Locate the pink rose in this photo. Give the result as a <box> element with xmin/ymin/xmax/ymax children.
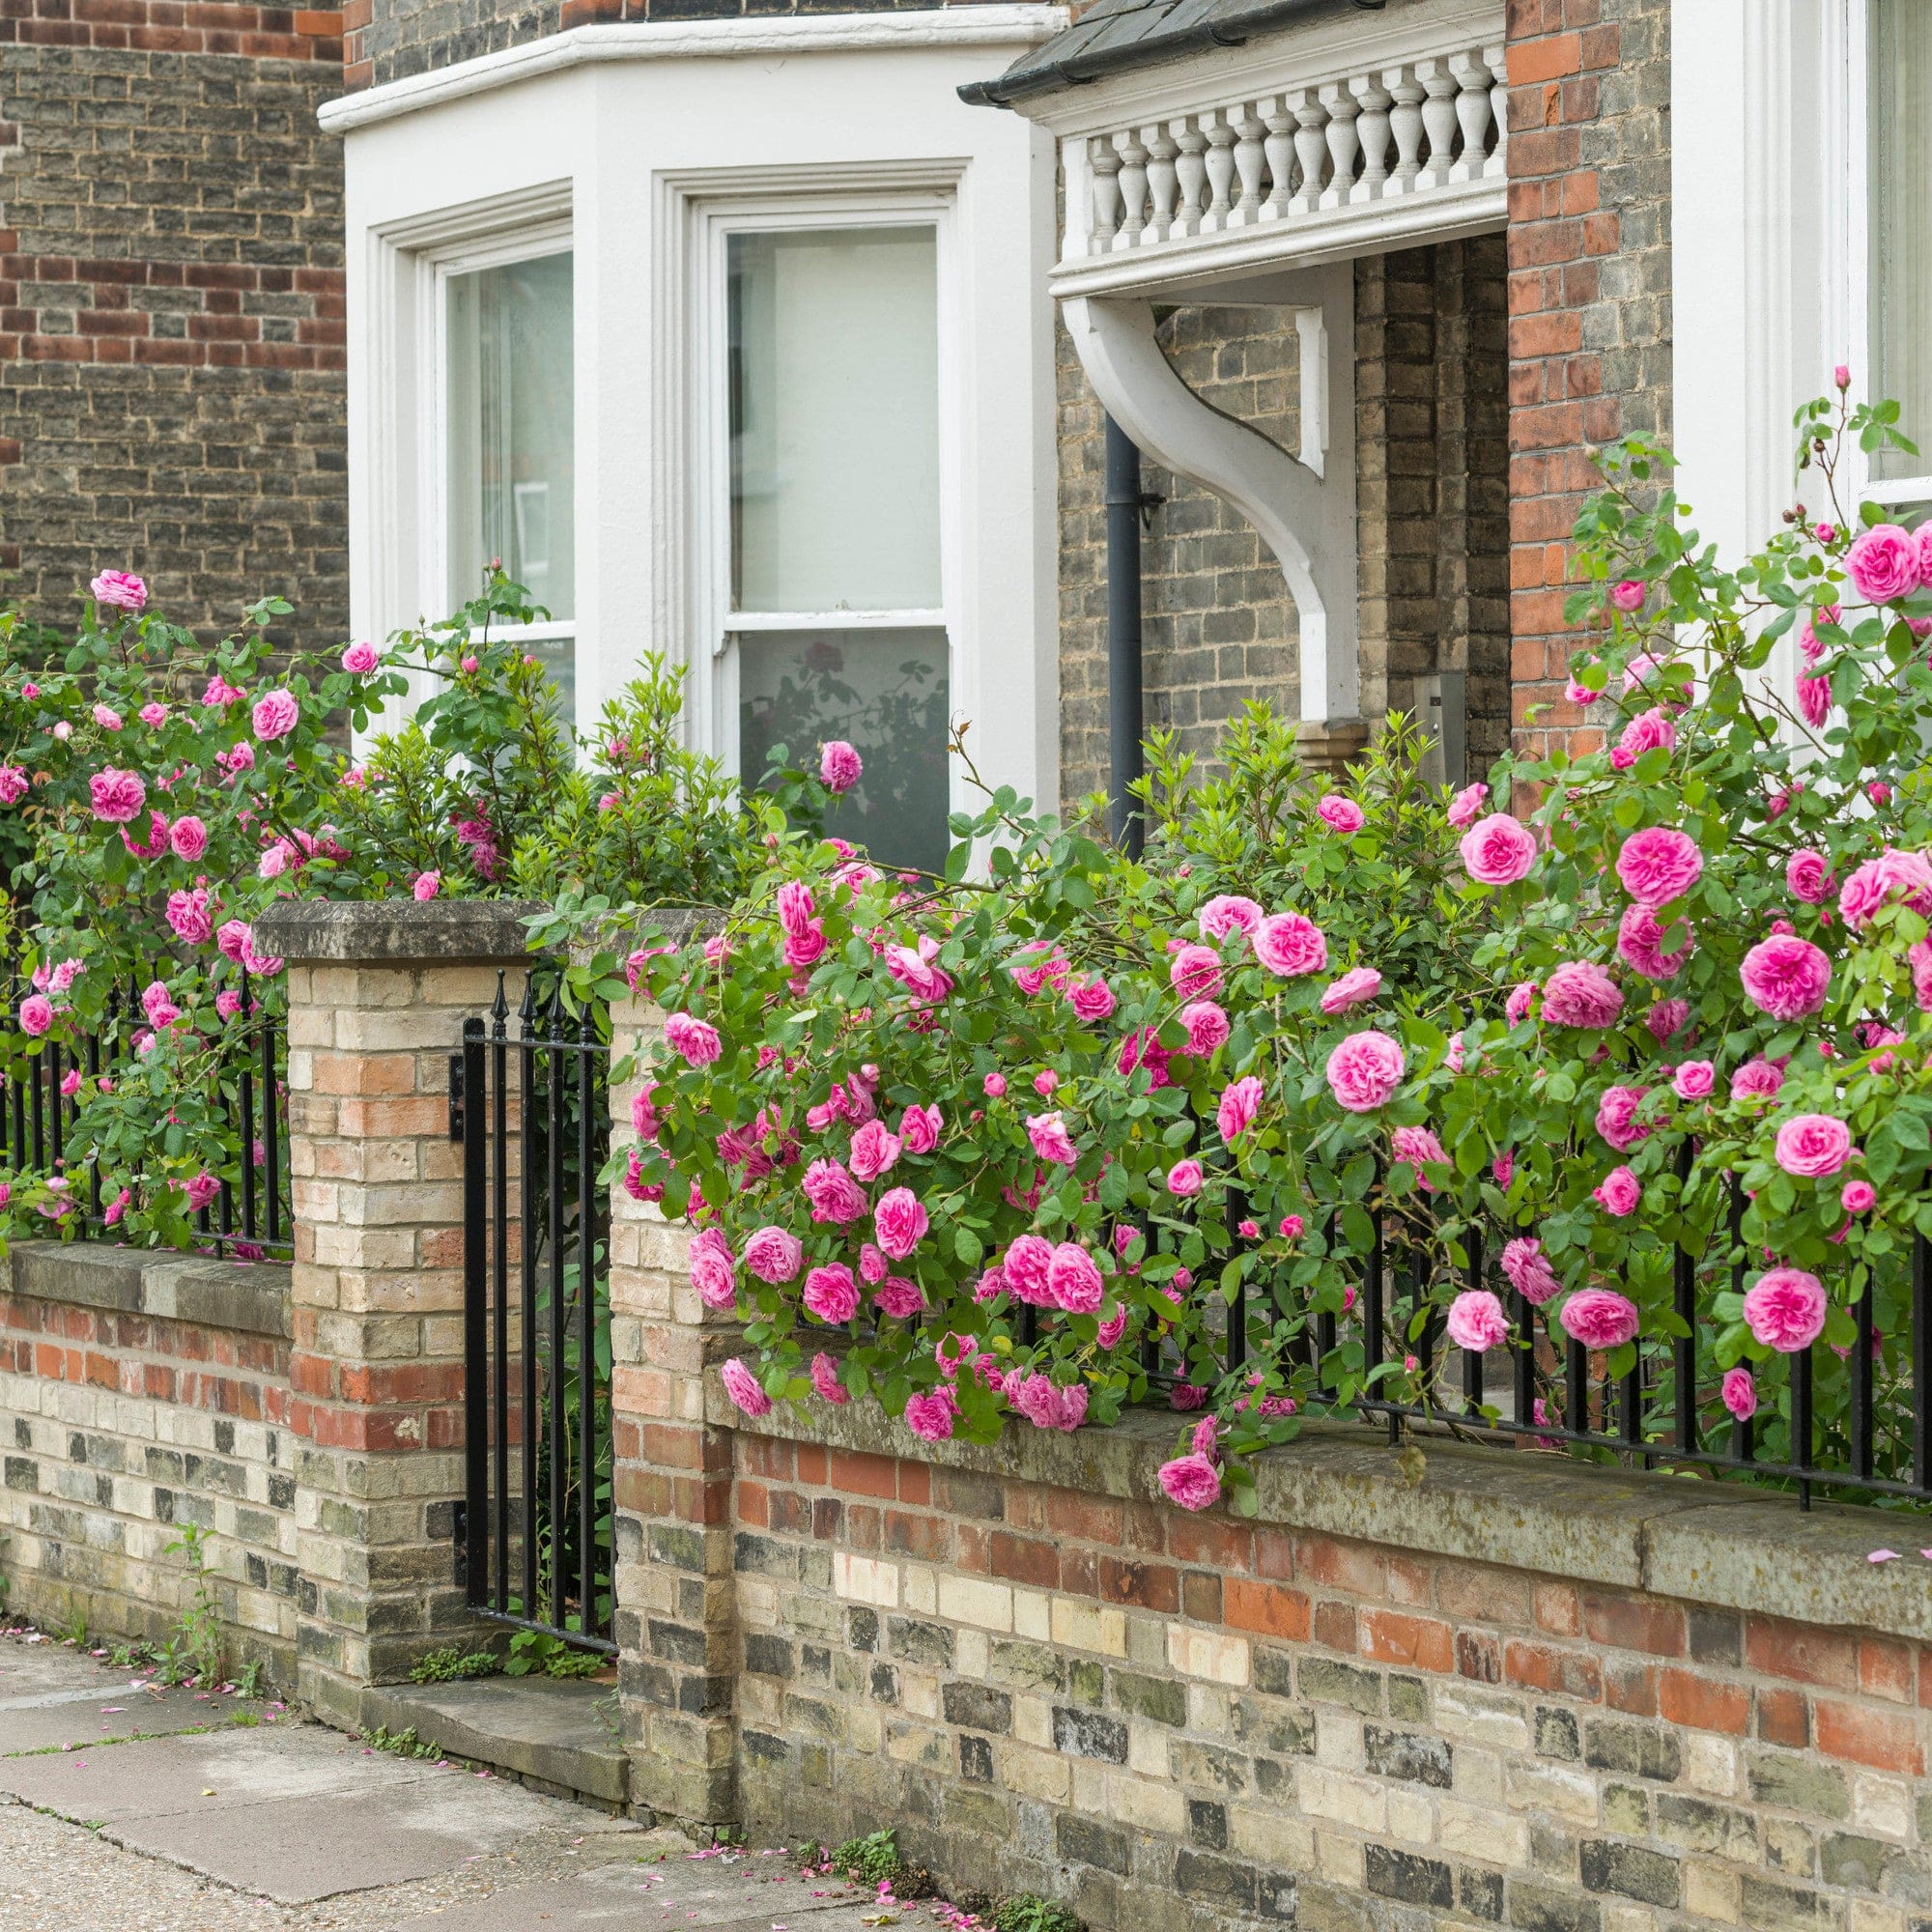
<box><xmin>1617</xmin><ymin>904</ymin><xmax>1692</xmax><ymax>981</ymax></box>
<box><xmin>0</xmin><ymin>766</ymin><xmax>26</xmax><ymax>805</ymax></box>
<box><xmin>1742</xmin><ymin>1267</ymin><xmax>1828</xmax><ymax>1352</ymax></box>
<box><xmin>1618</xmin><ymin>707</ymin><xmax>1677</xmax><ymax>757</ymax></box>
<box><xmin>342</xmin><ymin>640</ymin><xmax>380</xmax><ymax>674</ymax></box>
<box><xmin>1593</xmin><ymin>1165</ymin><xmax>1641</xmax><ymax>1215</ymax></box>
<box><xmin>819</xmin><ymin>740</ymin><xmax>863</xmax><ymax>794</ymax></box>
<box><xmin>185</xmin><ymin>1171</ymin><xmax>220</xmax><ymax>1210</ymax></box>
<box><xmin>1671</xmin><ymin>1060</ymin><xmax>1715</xmax><ymax>1100</ymax></box>
<box><xmin>873</xmin><ymin>1186</ymin><xmax>928</xmax><ymax>1260</ymax></box>
<box><xmin>802</xmin><ymin>1159</ymin><xmax>867</xmax><ymax>1225</ymax></box>
<box><xmin>803</xmin><ymin>1264</ymin><xmax>861</xmax><ymax>1324</ymax></box>
<box><xmin>1166</xmin><ymin>1158</ymin><xmax>1204</xmax><ymax>1197</ymax></box>
<box><xmin>1026</xmin><ymin>1111</ymin><xmax>1079</xmax><ymax>1166</ymax></box>
<box><xmin>1157</xmin><ymin>1453</ymin><xmax>1222</xmax><ymax>1512</ymax></box>
<box><xmin>1492</xmin><ymin>1151</ymin><xmax>1514</xmax><ymax>1188</ymax></box>
<box><xmin>1841</xmin><ymin>1179</ymin><xmax>1877</xmax><ymax>1213</ymax></box>
<box><xmin>848</xmin><ymin>1120</ymin><xmax>902</xmax><ymax>1182</ymax></box>
<box><xmin>1845</xmin><ymin>523</ymin><xmax>1919</xmax><ymax>604</ymax></box>
<box><xmin>1181</xmin><ymin>1000</ymin><xmax>1230</xmax><ymax>1056</ymax></box>
<box><xmin>1615</xmin><ymin>827</ymin><xmax>1702</xmax><ymax>906</ymax></box>
<box><xmin>1543</xmin><ymin>961</ymin><xmax>1624</xmax><ymax>1028</ymax></box>
<box><xmin>1048</xmin><ymin>1241</ymin><xmax>1104</xmax><ymax>1314</ymax></box>
<box><xmin>1796</xmin><ymin>671</ymin><xmax>1832</xmax><ymax>729</ymax></box>
<box><xmin>982</xmin><ymin>1071</ymin><xmax>1008</xmax><ymax>1098</ymax></box>
<box><xmin>776</xmin><ymin>879</ymin><xmax>815</xmax><ymax>936</ymax></box>
<box><xmin>1785</xmin><ymin>850</ymin><xmax>1833</xmax><ymax>904</ymax></box>
<box><xmin>1169</xmin><ymin>944</ymin><xmax>1224</xmax><ymax>1000</ymax></box>
<box><xmin>412</xmin><ymin>870</ymin><xmax>441</xmax><ymax>901</ymax></box>
<box><xmin>898</xmin><ymin>1104</ymin><xmax>942</xmax><ymax>1154</ymax></box>
<box><xmin>1198</xmin><ymin>895</ymin><xmax>1264</xmax><ymax>942</ymax></box>
<box><xmin>743</xmin><ymin>1226</ymin><xmax>804</xmax><ymax>1285</ymax></box>
<box><xmin>1253</xmin><ymin>912</ymin><xmax>1328</xmax><ymax>978</ymax></box>
<box><xmin>1003</xmin><ymin>1236</ymin><xmax>1055</xmax><ymax>1307</ymax></box>
<box><xmin>1390</xmin><ymin>1125</ymin><xmax>1448</xmax><ymax>1186</ymax></box>
<box><xmin>1118</xmin><ymin>1028</ymin><xmax>1170</xmax><ymax>1090</ymax></box>
<box><xmin>720</xmin><ymin>1358</ymin><xmax>773</xmax><ymax>1418</ymax></box>
<box><xmin>1216</xmin><ymin>1075</ymin><xmax>1264</xmax><ymax>1142</ymax></box>
<box><xmin>1595</xmin><ymin>1087</ymin><xmax>1652</xmax><ymax>1153</ymax></box>
<box><xmin>17</xmin><ymin>994</ymin><xmax>52</xmax><ymax>1037</ymax></box>
<box><xmin>1447</xmin><ymin>783</ymin><xmax>1488</xmax><ymax>829</ymax></box>
<box><xmin>88</xmin><ymin>767</ymin><xmax>146</xmax><ymax>823</ymax></box>
<box><xmin>216</xmin><ymin>918</ymin><xmax>251</xmax><ymax>964</ymax></box>
<box><xmin>665</xmin><ymin>1013</ymin><xmax>723</xmax><ymax>1065</ymax></box>
<box><xmin>1838</xmin><ymin>848</ymin><xmax>1932</xmax><ymax>929</ymax></box>
<box><xmin>885</xmin><ymin>936</ymin><xmax>952</xmax><ymax>1004</ymax></box>
<box><xmin>1325</xmin><ymin>1030</ymin><xmax>1405</xmax><ymax>1112</ymax></box>
<box><xmin>1505</xmin><ymin>980</ymin><xmax>1537</xmax><ymax>1026</ymax></box>
<box><xmin>166</xmin><ymin>888</ymin><xmax>214</xmax><ymax>946</ymax></box>
<box><xmin>1773</xmin><ymin>1113</ymin><xmax>1852</xmax><ymax>1178</ymax></box>
<box><xmin>810</xmin><ymin>1352</ymin><xmax>850</xmax><ymax>1405</ymax></box>
<box><xmin>1608</xmin><ymin>579</ymin><xmax>1645</xmax><ymax>612</ymax></box>
<box><xmin>251</xmin><ymin>688</ymin><xmax>299</xmax><ymax>741</ymax></box>
<box><xmin>1446</xmin><ymin>1290</ymin><xmax>1509</xmax><ymax>1353</ymax></box>
<box><xmin>1320</xmin><ymin>966</ymin><xmax>1381</xmax><ymax>1015</ymax></box>
<box><xmin>1317</xmin><ymin>794</ymin><xmax>1365</xmax><ymax>834</ymax></box>
<box><xmin>1500</xmin><ymin>1236</ymin><xmax>1561</xmax><ymax>1306</ymax></box>
<box><xmin>1730</xmin><ymin>1057</ymin><xmax>1786</xmax><ymax>1100</ymax></box>
<box><xmin>1719</xmin><ymin>1367</ymin><xmax>1757</xmax><ymax>1421</ymax></box>
<box><xmin>689</xmin><ymin>1228</ymin><xmax>737</xmax><ymax>1309</ymax></box>
<box><xmin>1459</xmin><ymin>813</ymin><xmax>1537</xmax><ymax>886</ymax></box>
<box><xmin>904</xmin><ymin>1389</ymin><xmax>957</xmax><ymax>1442</ymax></box>
<box><xmin>167</xmin><ymin>814</ymin><xmax>209</xmax><ymax>863</ymax></box>
<box><xmin>90</xmin><ymin>569</ymin><xmax>147</xmax><ymax>611</ymax></box>
<box><xmin>92</xmin><ymin>702</ymin><xmax>122</xmax><ymax>731</ymax></box>
<box><xmin>1739</xmin><ymin>934</ymin><xmax>1831</xmax><ymax>1020</ymax></box>
<box><xmin>1647</xmin><ymin>998</ymin><xmax>1690</xmax><ymax>1041</ymax></box>
<box><xmin>1559</xmin><ymin>1288</ymin><xmax>1640</xmax><ymax>1351</ymax></box>
<box><xmin>1067</xmin><ymin>975</ymin><xmax>1117</xmax><ymax>1023</ymax></box>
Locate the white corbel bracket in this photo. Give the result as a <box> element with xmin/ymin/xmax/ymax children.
<box><xmin>1063</xmin><ymin>271</ymin><xmax>1360</xmax><ymax>729</ymax></box>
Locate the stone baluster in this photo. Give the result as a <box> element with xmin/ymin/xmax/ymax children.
<box><xmin>1259</xmin><ymin>97</ymin><xmax>1293</xmax><ymax>220</ymax></box>
<box><xmin>1230</xmin><ymin>105</ymin><xmax>1267</xmax><ymax>225</ymax></box>
<box><xmin>1318</xmin><ymin>78</ymin><xmax>1360</xmax><ymax>210</ymax></box>
<box><xmin>1449</xmin><ymin>49</ymin><xmax>1493</xmax><ymax>183</ymax></box>
<box><xmin>1485</xmin><ymin>42</ymin><xmax>1508</xmax><ymax>176</ymax></box>
<box><xmin>1144</xmin><ymin>123</ymin><xmax>1179</xmax><ymax>241</ymax></box>
<box><xmin>1351</xmin><ymin>74</ymin><xmax>1392</xmax><ymax>200</ymax></box>
<box><xmin>1384</xmin><ymin>66</ymin><xmax>1426</xmax><ymax>192</ymax></box>
<box><xmin>1289</xmin><ymin>89</ymin><xmax>1327</xmax><ymax>214</ymax></box>
<box><xmin>1414</xmin><ymin>57</ymin><xmax>1460</xmax><ymax>189</ymax></box>
<box><xmin>1090</xmin><ymin>137</ymin><xmax>1122</xmax><ymax>250</ymax></box>
<box><xmin>1200</xmin><ymin>109</ymin><xmax>1237</xmax><ymax>232</ymax></box>
<box><xmin>1113</xmin><ymin>128</ymin><xmax>1149</xmax><ymax>250</ymax></box>
<box><xmin>1170</xmin><ymin>118</ymin><xmax>1208</xmax><ymax>238</ymax></box>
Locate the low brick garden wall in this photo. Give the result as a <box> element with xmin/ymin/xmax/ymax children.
<box><xmin>0</xmin><ymin>1240</ymin><xmax>298</xmax><ymax>1682</ymax></box>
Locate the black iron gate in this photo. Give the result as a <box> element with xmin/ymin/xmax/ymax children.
<box><xmin>456</xmin><ymin>977</ymin><xmax>615</xmax><ymax>1655</ymax></box>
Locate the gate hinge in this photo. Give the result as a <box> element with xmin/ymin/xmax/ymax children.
<box><xmin>447</xmin><ymin>1054</ymin><xmax>466</xmax><ymax>1140</ymax></box>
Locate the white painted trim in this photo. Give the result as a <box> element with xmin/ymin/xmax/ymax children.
<box><xmin>319</xmin><ymin>8</ymin><xmax>1067</xmax><ymax>131</ymax></box>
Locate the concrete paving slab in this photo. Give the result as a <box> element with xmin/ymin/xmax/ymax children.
<box><xmin>0</xmin><ymin>1681</ymin><xmax>270</xmax><ymax>1754</ymax></box>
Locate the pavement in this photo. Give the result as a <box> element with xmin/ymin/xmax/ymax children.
<box><xmin>0</xmin><ymin>1633</ymin><xmax>913</xmax><ymax>1931</ymax></box>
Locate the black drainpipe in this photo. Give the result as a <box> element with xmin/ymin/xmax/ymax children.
<box><xmin>1104</xmin><ymin>414</ymin><xmax>1146</xmax><ymax>858</ymax></box>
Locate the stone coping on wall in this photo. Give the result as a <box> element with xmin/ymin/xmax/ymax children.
<box><xmin>253</xmin><ymin>897</ymin><xmax>549</xmax><ymax>964</ymax></box>
<box><xmin>7</xmin><ymin>1239</ymin><xmax>293</xmax><ymax>1340</ymax></box>
<box><xmin>724</xmin><ymin>1398</ymin><xmax>1932</xmax><ymax>1644</ymax></box>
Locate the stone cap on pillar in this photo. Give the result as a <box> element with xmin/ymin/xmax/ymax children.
<box><xmin>253</xmin><ymin>898</ymin><xmax>549</xmax><ymax>966</ymax></box>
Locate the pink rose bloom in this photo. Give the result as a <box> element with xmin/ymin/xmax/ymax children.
<box><xmin>664</xmin><ymin>1013</ymin><xmax>723</xmax><ymax>1066</ymax></box>
<box><xmin>92</xmin><ymin>702</ymin><xmax>123</xmax><ymax>731</ymax></box>
<box><xmin>1785</xmin><ymin>850</ymin><xmax>1833</xmax><ymax>904</ymax></box>
<box><xmin>138</xmin><ymin>701</ymin><xmax>167</xmax><ymax>726</ymax></box>
<box><xmin>1391</xmin><ymin>1125</ymin><xmax>1448</xmax><ymax>1186</ymax></box>
<box><xmin>1067</xmin><ymin>975</ymin><xmax>1117</xmax><ymax>1024</ymax></box>
<box><xmin>1500</xmin><ymin>1236</ymin><xmax>1561</xmax><ymax>1306</ymax></box>
<box><xmin>1798</xmin><ymin>603</ymin><xmax>1842</xmax><ymax>664</ymax></box>
<box><xmin>90</xmin><ymin>569</ymin><xmax>147</xmax><ymax>611</ymax></box>
<box><xmin>88</xmin><ymin>767</ymin><xmax>146</xmax><ymax>823</ymax></box>
<box><xmin>1157</xmin><ymin>1453</ymin><xmax>1222</xmax><ymax>1513</ymax></box>
<box><xmin>802</xmin><ymin>1159</ymin><xmax>867</xmax><ymax>1225</ymax></box>
<box><xmin>17</xmin><ymin>993</ymin><xmax>52</xmax><ymax>1037</ymax></box>
<box><xmin>689</xmin><ymin>1228</ymin><xmax>738</xmax><ymax>1309</ymax></box>
<box><xmin>1276</xmin><ymin>1214</ymin><xmax>1305</xmax><ymax>1240</ymax></box>
<box><xmin>1647</xmin><ymin>998</ymin><xmax>1690</xmax><ymax>1041</ymax></box>
<box><xmin>886</xmin><ymin>936</ymin><xmax>953</xmax><ymax>1005</ymax></box>
<box><xmin>1095</xmin><ymin>1306</ymin><xmax>1127</xmax><ymax>1349</ymax></box>
<box><xmin>810</xmin><ymin>1352</ymin><xmax>850</xmax><ymax>1405</ymax></box>
<box><xmin>1505</xmin><ymin>980</ymin><xmax>1537</xmax><ymax>1026</ymax></box>
<box><xmin>873</xmin><ymin>1186</ymin><xmax>928</xmax><ymax>1260</ymax></box>
<box><xmin>1004</xmin><ymin>1236</ymin><xmax>1055</xmax><ymax>1307</ymax></box>
<box><xmin>1446</xmin><ymin>1290</ymin><xmax>1509</xmax><ymax>1353</ymax></box>
<box><xmin>1617</xmin><ymin>903</ymin><xmax>1692</xmax><ymax>981</ymax></box>
<box><xmin>1198</xmin><ymin>895</ymin><xmax>1264</xmax><ymax>942</ymax></box>
<box><xmin>819</xmin><ymin>740</ymin><xmax>863</xmax><ymax>794</ymax></box>
<box><xmin>848</xmin><ymin>1119</ymin><xmax>902</xmax><ymax>1182</ymax></box>
<box><xmin>1325</xmin><ymin>1029</ymin><xmax>1405</xmax><ymax>1112</ymax></box>
<box><xmin>1911</xmin><ymin>939</ymin><xmax>1932</xmax><ymax>1013</ymax></box>
<box><xmin>982</xmin><ymin>1071</ymin><xmax>1007</xmax><ymax>1098</ymax></box>
<box><xmin>1742</xmin><ymin>1267</ymin><xmax>1828</xmax><ymax>1352</ymax></box>
<box><xmin>1170</xmin><ymin>943</ymin><xmax>1224</xmax><ymax>1000</ymax></box>
<box><xmin>166</xmin><ymin>888</ymin><xmax>214</xmax><ymax>945</ymax></box>
<box><xmin>1559</xmin><ymin>1288</ymin><xmax>1641</xmax><ymax>1351</ymax></box>
<box><xmin>1720</xmin><ymin>1367</ymin><xmax>1757</xmax><ymax>1421</ymax></box>
<box><xmin>1774</xmin><ymin>1113</ymin><xmax>1852</xmax><ymax>1178</ymax></box>
<box><xmin>1845</xmin><ymin>523</ymin><xmax>1919</xmax><ymax>603</ymax></box>
<box><xmin>1838</xmin><ymin>848</ymin><xmax>1932</xmax><ymax>929</ymax></box>
<box><xmin>720</xmin><ymin>1358</ymin><xmax>773</xmax><ymax>1418</ymax></box>
<box><xmin>1565</xmin><ymin>677</ymin><xmax>1599</xmax><ymax>706</ymax></box>
<box><xmin>1617</xmin><ymin>707</ymin><xmax>1677</xmax><ymax>758</ymax></box>
<box><xmin>904</xmin><ymin>1389</ymin><xmax>956</xmax><ymax>1442</ymax></box>
<box><xmin>215</xmin><ymin>918</ymin><xmax>251</xmax><ymax>964</ymax></box>
<box><xmin>803</xmin><ymin>1264</ymin><xmax>861</xmax><ymax>1324</ymax></box>
<box><xmin>743</xmin><ymin>1226</ymin><xmax>804</xmax><ymax>1285</ymax></box>
<box><xmin>1608</xmin><ymin>579</ymin><xmax>1645</xmax><ymax>612</ymax></box>
<box><xmin>1048</xmin><ymin>1241</ymin><xmax>1104</xmax><ymax>1314</ymax></box>
<box><xmin>1320</xmin><ymin>966</ymin><xmax>1381</xmax><ymax>1015</ymax></box>
<box><xmin>1609</xmin><ymin>748</ymin><xmax>1635</xmax><ymax>771</ymax></box>
<box><xmin>859</xmin><ymin>1243</ymin><xmax>890</xmax><ymax>1285</ymax></box>
<box><xmin>781</xmin><ymin>923</ymin><xmax>826</xmax><ymax>970</ymax></box>
<box><xmin>412</xmin><ymin>870</ymin><xmax>441</xmax><ymax>902</ymax></box>
<box><xmin>251</xmin><ymin>688</ymin><xmax>299</xmax><ymax>741</ymax></box>
<box><xmin>1841</xmin><ymin>1179</ymin><xmax>1877</xmax><ymax>1213</ymax></box>
<box><xmin>1795</xmin><ymin>671</ymin><xmax>1832</xmax><ymax>729</ymax></box>
<box><xmin>1616</xmin><ymin>827</ymin><xmax>1702</xmax><ymax>907</ymax></box>
<box><xmin>1216</xmin><ymin>1075</ymin><xmax>1264</xmax><ymax>1142</ymax></box>
<box><xmin>1459</xmin><ymin>813</ymin><xmax>1537</xmax><ymax>886</ymax></box>
<box><xmin>1181</xmin><ymin>1000</ymin><xmax>1230</xmax><ymax>1055</ymax></box>
<box><xmin>1026</xmin><ymin>1111</ymin><xmax>1079</xmax><ymax>1165</ymax></box>
<box><xmin>167</xmin><ymin>814</ymin><xmax>209</xmax><ymax>862</ymax></box>
<box><xmin>1595</xmin><ymin>1086</ymin><xmax>1652</xmax><ymax>1153</ymax></box>
<box><xmin>1492</xmin><ymin>1150</ymin><xmax>1514</xmax><ymax>1187</ymax></box>
<box><xmin>1446</xmin><ymin>783</ymin><xmax>1488</xmax><ymax>829</ymax></box>
<box><xmin>1594</xmin><ymin>1165</ymin><xmax>1641</xmax><ymax>1215</ymax></box>
<box><xmin>1317</xmin><ymin>794</ymin><xmax>1365</xmax><ymax>834</ymax></box>
<box><xmin>1118</xmin><ymin>1027</ymin><xmax>1171</xmax><ymax>1090</ymax></box>
<box><xmin>461</xmin><ymin>655</ymin><xmax>480</xmax><ymax>674</ymax></box>
<box><xmin>1730</xmin><ymin>1057</ymin><xmax>1786</xmax><ymax>1100</ymax></box>
<box><xmin>1254</xmin><ymin>912</ymin><xmax>1328</xmax><ymax>978</ymax></box>
<box><xmin>0</xmin><ymin>766</ymin><xmax>26</xmax><ymax>805</ymax></box>
<box><xmin>776</xmin><ymin>880</ymin><xmax>815</xmax><ymax>935</ymax></box>
<box><xmin>898</xmin><ymin>1103</ymin><xmax>942</xmax><ymax>1154</ymax></box>
<box><xmin>342</xmin><ymin>640</ymin><xmax>380</xmax><ymax>674</ymax></box>
<box><xmin>141</xmin><ymin>980</ymin><xmax>179</xmax><ymax>1029</ymax></box>
<box><xmin>1739</xmin><ymin>934</ymin><xmax>1831</xmax><ymax>1021</ymax></box>
<box><xmin>1167</xmin><ymin>1158</ymin><xmax>1205</xmax><ymax>1197</ymax></box>
<box><xmin>185</xmin><ymin>1171</ymin><xmax>220</xmax><ymax>1210</ymax></box>
<box><xmin>1672</xmin><ymin>1060</ymin><xmax>1715</xmax><ymax>1100</ymax></box>
<box><xmin>51</xmin><ymin>722</ymin><xmax>71</xmax><ymax>742</ymax></box>
<box><xmin>1543</xmin><ymin>961</ymin><xmax>1624</xmax><ymax>1029</ymax></box>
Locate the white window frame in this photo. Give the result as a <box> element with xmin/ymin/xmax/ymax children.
<box><xmin>683</xmin><ymin>176</ymin><xmax>963</xmax><ymax>808</ymax></box>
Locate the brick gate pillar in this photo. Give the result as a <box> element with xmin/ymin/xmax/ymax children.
<box><xmin>254</xmin><ymin>900</ymin><xmax>540</xmax><ymax>1726</ymax></box>
<box><xmin>608</xmin><ymin>974</ymin><xmax>739</xmax><ymax>1829</ymax></box>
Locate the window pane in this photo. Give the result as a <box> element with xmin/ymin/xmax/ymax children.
<box><xmin>739</xmin><ymin>628</ymin><xmax>950</xmax><ymax>875</ymax></box>
<box><xmin>728</xmin><ymin>228</ymin><xmax>940</xmax><ymax>611</ymax></box>
<box><xmin>447</xmin><ymin>251</ymin><xmax>576</xmax><ymax>618</ymax></box>
<box><xmin>1871</xmin><ymin>3</ymin><xmax>1932</xmax><ymax>478</ymax></box>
